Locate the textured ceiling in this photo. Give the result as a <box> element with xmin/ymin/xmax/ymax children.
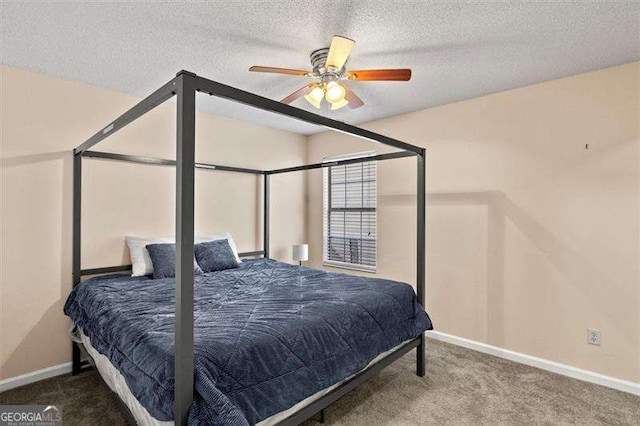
<box><xmin>2</xmin><ymin>1</ymin><xmax>639</xmax><ymax>134</ymax></box>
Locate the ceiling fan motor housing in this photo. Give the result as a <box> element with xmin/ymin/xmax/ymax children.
<box><xmin>310</xmin><ymin>47</ymin><xmax>345</xmax><ymax>81</ymax></box>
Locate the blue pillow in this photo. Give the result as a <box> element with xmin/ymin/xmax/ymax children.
<box><xmin>146</xmin><ymin>243</ymin><xmax>202</xmax><ymax>279</ymax></box>
<box><xmin>195</xmin><ymin>239</ymin><xmax>240</xmax><ymax>273</ymax></box>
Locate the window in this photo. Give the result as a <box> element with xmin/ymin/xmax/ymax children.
<box><xmin>323</xmin><ymin>152</ymin><xmax>377</xmax><ymax>272</ymax></box>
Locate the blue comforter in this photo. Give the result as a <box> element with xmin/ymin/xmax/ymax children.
<box><xmin>64</xmin><ymin>259</ymin><xmax>432</xmax><ymax>425</ymax></box>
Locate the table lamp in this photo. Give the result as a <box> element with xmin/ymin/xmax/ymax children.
<box><xmin>292</xmin><ymin>244</ymin><xmax>309</xmax><ymax>266</ymax></box>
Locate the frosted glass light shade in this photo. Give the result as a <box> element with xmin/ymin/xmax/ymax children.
<box><xmin>292</xmin><ymin>244</ymin><xmax>309</xmax><ymax>262</ymax></box>
<box><xmin>304</xmin><ymin>86</ymin><xmax>324</xmax><ymax>109</ymax></box>
<box><xmin>325</xmin><ymin>81</ymin><xmax>346</xmax><ymax>103</ymax></box>
<box><xmin>330</xmin><ymin>98</ymin><xmax>349</xmax><ymax>110</ymax></box>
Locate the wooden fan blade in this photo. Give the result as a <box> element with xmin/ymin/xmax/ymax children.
<box><xmin>326</xmin><ymin>35</ymin><xmax>355</xmax><ymax>71</ymax></box>
<box><xmin>249</xmin><ymin>66</ymin><xmax>312</xmax><ymax>76</ymax></box>
<box><xmin>346</xmin><ymin>69</ymin><xmax>412</xmax><ymax>81</ymax></box>
<box><xmin>281</xmin><ymin>84</ymin><xmax>315</xmax><ymax>104</ymax></box>
<box><xmin>343</xmin><ymin>85</ymin><xmax>364</xmax><ymax>109</ymax></box>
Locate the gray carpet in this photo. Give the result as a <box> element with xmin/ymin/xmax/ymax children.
<box><xmin>1</xmin><ymin>338</ymin><xmax>638</xmax><ymax>425</ymax></box>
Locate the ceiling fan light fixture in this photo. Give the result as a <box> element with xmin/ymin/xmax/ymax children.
<box><xmin>330</xmin><ymin>98</ymin><xmax>349</xmax><ymax>110</ymax></box>
<box><xmin>325</xmin><ymin>81</ymin><xmax>346</xmax><ymax>103</ymax></box>
<box><xmin>250</xmin><ymin>35</ymin><xmax>411</xmax><ymax>111</ymax></box>
<box><xmin>304</xmin><ymin>85</ymin><xmax>324</xmax><ymax>108</ymax></box>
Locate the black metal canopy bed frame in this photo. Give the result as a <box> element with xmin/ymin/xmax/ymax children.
<box><xmin>71</xmin><ymin>70</ymin><xmax>427</xmax><ymax>425</ymax></box>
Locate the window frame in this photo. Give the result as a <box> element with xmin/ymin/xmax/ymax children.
<box><xmin>322</xmin><ymin>151</ymin><xmax>377</xmax><ymax>273</ymax></box>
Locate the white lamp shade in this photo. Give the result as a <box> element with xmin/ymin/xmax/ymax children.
<box><xmin>292</xmin><ymin>244</ymin><xmax>309</xmax><ymax>262</ymax></box>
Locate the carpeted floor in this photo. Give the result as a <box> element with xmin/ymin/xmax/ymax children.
<box><xmin>1</xmin><ymin>338</ymin><xmax>638</xmax><ymax>425</ymax></box>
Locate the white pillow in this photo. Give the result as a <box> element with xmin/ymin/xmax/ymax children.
<box><xmin>125</xmin><ymin>233</ymin><xmax>242</xmax><ymax>277</ymax></box>
<box><xmin>125</xmin><ymin>236</ymin><xmax>173</xmax><ymax>277</ymax></box>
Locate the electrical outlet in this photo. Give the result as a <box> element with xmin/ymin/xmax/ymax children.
<box><xmin>587</xmin><ymin>328</ymin><xmax>601</xmax><ymax>346</ymax></box>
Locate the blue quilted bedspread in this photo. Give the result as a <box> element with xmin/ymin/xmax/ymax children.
<box><xmin>64</xmin><ymin>259</ymin><xmax>432</xmax><ymax>425</ymax></box>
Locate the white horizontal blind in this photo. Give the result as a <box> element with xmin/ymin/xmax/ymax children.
<box><xmin>323</xmin><ymin>153</ymin><xmax>377</xmax><ymax>271</ymax></box>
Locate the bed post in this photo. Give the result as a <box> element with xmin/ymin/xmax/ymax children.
<box><xmin>264</xmin><ymin>173</ymin><xmax>270</xmax><ymax>258</ymax></box>
<box><xmin>416</xmin><ymin>149</ymin><xmax>426</xmax><ymax>377</ymax></box>
<box><xmin>174</xmin><ymin>70</ymin><xmax>197</xmax><ymax>426</ymax></box>
<box><xmin>72</xmin><ymin>152</ymin><xmax>82</xmax><ymax>375</ymax></box>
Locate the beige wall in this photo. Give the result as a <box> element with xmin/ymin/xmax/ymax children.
<box><xmin>0</xmin><ymin>66</ymin><xmax>307</xmax><ymax>379</ymax></box>
<box><xmin>306</xmin><ymin>62</ymin><xmax>640</xmax><ymax>383</ymax></box>
<box><xmin>2</xmin><ymin>62</ymin><xmax>638</xmax><ymax>385</ymax></box>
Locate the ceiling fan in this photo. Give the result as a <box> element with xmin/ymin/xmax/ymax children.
<box><xmin>249</xmin><ymin>35</ymin><xmax>411</xmax><ymax>111</ymax></box>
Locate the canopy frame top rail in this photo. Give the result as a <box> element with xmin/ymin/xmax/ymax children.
<box><xmin>74</xmin><ymin>70</ymin><xmax>425</xmax><ymax>157</ymax></box>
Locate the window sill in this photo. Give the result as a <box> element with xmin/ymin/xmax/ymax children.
<box><xmin>323</xmin><ymin>260</ymin><xmax>376</xmax><ymax>274</ymax></box>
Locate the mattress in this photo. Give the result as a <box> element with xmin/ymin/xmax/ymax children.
<box><xmin>80</xmin><ymin>328</ymin><xmax>410</xmax><ymax>425</ymax></box>
<box><xmin>65</xmin><ymin>259</ymin><xmax>432</xmax><ymax>424</ymax></box>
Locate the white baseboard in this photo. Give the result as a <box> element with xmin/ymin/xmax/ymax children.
<box><xmin>427</xmin><ymin>330</ymin><xmax>640</xmax><ymax>396</ymax></box>
<box><xmin>0</xmin><ymin>362</ymin><xmax>72</xmax><ymax>393</ymax></box>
